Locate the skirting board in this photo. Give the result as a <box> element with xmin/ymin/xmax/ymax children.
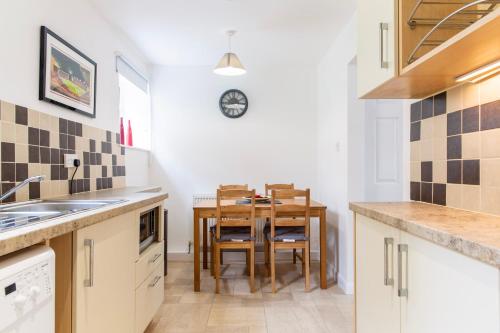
<box><xmin>169</xmin><ymin>249</ymin><xmax>320</xmax><ymax>264</ymax></box>
<box><xmin>337</xmin><ymin>273</ymin><xmax>354</xmax><ymax>295</ymax></box>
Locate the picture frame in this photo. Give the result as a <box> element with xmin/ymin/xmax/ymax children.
<box><xmin>39</xmin><ymin>26</ymin><xmax>97</xmax><ymax>118</ymax></box>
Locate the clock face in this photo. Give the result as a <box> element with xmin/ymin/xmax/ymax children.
<box><xmin>219</xmin><ymin>89</ymin><xmax>248</xmax><ymax>118</ymax></box>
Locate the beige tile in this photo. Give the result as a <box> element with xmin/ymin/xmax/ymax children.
<box><xmin>39</xmin><ymin>112</ymin><xmax>52</xmax><ymax>131</ymax></box>
<box><xmin>432</xmin><ymin>114</ymin><xmax>446</xmax><ymax>138</ymax></box>
<box><xmin>410</xmin><ymin>141</ymin><xmax>421</xmax><ymax>162</ymax></box>
<box><xmin>410</xmin><ymin>162</ymin><xmax>420</xmax><ymax>182</ymax></box>
<box><xmin>462</xmin><ymin>132</ymin><xmax>481</xmax><ymax>159</ymax></box>
<box><xmin>480</xmin><ymin>158</ymin><xmax>500</xmax><ymax>188</ymax></box>
<box><xmin>28</xmin><ymin>109</ymin><xmax>39</xmax><ymax>127</ymax></box>
<box><xmin>40</xmin><ymin>164</ymin><xmax>51</xmax><ymax>179</ymax></box>
<box><xmin>16</xmin><ymin>186</ymin><xmax>29</xmax><ymax>202</ymax></box>
<box><xmin>50</xmin><ymin>116</ymin><xmax>59</xmax><ymax>132</ymax></box>
<box><xmin>0</xmin><ymin>101</ymin><xmax>15</xmax><ymax>122</ymax></box>
<box><xmin>462</xmin><ymin>185</ymin><xmax>481</xmax><ymax>212</ymax></box>
<box><xmin>462</xmin><ymin>83</ymin><xmax>480</xmax><ymax>109</ymax></box>
<box><xmin>1</xmin><ymin>121</ymin><xmax>16</xmax><ymax>143</ymax></box>
<box><xmin>15</xmin><ymin>124</ymin><xmax>28</xmax><ymax>145</ymax></box>
<box><xmin>446</xmin><ymin>184</ymin><xmax>462</xmax><ymax>209</ymax></box>
<box><xmin>50</xmin><ymin>132</ymin><xmax>59</xmax><ymax>148</ymax></box>
<box><xmin>481</xmin><ymin>128</ymin><xmax>500</xmax><ymax>158</ymax></box>
<box><xmin>481</xmin><ymin>186</ymin><xmax>500</xmax><ymax>215</ymax></box>
<box><xmin>420</xmin><ymin>139</ymin><xmax>433</xmax><ymax>161</ymax></box>
<box><xmin>479</xmin><ymin>72</ymin><xmax>500</xmax><ymax>105</ymax></box>
<box><xmin>15</xmin><ymin>144</ymin><xmax>28</xmax><ymax>163</ymax></box>
<box><xmin>28</xmin><ymin>163</ymin><xmax>41</xmax><ymax>177</ymax></box>
<box><xmin>446</xmin><ymin>85</ymin><xmax>463</xmax><ymax>113</ymax></box>
<box><xmin>433</xmin><ymin>160</ymin><xmax>446</xmax><ymax>184</ymax></box>
<box><xmin>432</xmin><ymin>137</ymin><xmax>446</xmax><ymax>161</ymax></box>
<box><xmin>421</xmin><ymin>118</ymin><xmax>433</xmax><ymax>139</ymax></box>
<box><xmin>40</xmin><ymin>181</ymin><xmax>50</xmax><ymax>199</ymax></box>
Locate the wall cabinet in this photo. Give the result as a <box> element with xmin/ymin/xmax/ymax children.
<box><xmin>355</xmin><ymin>214</ymin><xmax>500</xmax><ymax>333</ymax></box>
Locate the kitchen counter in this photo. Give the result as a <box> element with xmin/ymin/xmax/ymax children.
<box><xmin>0</xmin><ymin>186</ymin><xmax>168</xmax><ymax>257</ymax></box>
<box><xmin>350</xmin><ymin>202</ymin><xmax>500</xmax><ymax>268</ymax></box>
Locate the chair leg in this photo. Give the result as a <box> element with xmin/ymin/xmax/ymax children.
<box><xmin>304</xmin><ymin>242</ymin><xmax>310</xmax><ymax>292</ymax></box>
<box><xmin>250</xmin><ymin>243</ymin><xmax>255</xmax><ymax>293</ymax></box>
<box><xmin>246</xmin><ymin>249</ymin><xmax>250</xmax><ymax>276</ymax></box>
<box><xmin>293</xmin><ymin>249</ymin><xmax>297</xmax><ymax>264</ymax></box>
<box><xmin>210</xmin><ymin>231</ymin><xmax>214</xmax><ymax>277</ymax></box>
<box><xmin>270</xmin><ymin>242</ymin><xmax>276</xmax><ymax>293</ymax></box>
<box><xmin>220</xmin><ymin>251</ymin><xmax>224</xmax><ymax>265</ymax></box>
<box><xmin>301</xmin><ymin>248</ymin><xmax>306</xmax><ymax>276</ymax></box>
<box><xmin>215</xmin><ymin>245</ymin><xmax>221</xmax><ymax>294</ymax></box>
<box><xmin>264</xmin><ymin>238</ymin><xmax>270</xmax><ymax>276</ymax></box>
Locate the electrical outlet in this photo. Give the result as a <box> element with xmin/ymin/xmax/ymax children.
<box><xmin>64</xmin><ymin>154</ymin><xmax>78</xmax><ymax>168</ymax></box>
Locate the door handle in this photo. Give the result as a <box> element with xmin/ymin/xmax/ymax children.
<box><xmin>149</xmin><ymin>276</ymin><xmax>161</xmax><ymax>288</ymax></box>
<box><xmin>84</xmin><ymin>239</ymin><xmax>95</xmax><ymax>287</ymax></box>
<box><xmin>384</xmin><ymin>237</ymin><xmax>394</xmax><ymax>286</ymax></box>
<box><xmin>149</xmin><ymin>253</ymin><xmax>162</xmax><ymax>264</ymax></box>
<box><xmin>398</xmin><ymin>244</ymin><xmax>408</xmax><ymax>297</ymax></box>
<box><xmin>379</xmin><ymin>22</ymin><xmax>389</xmax><ymax>69</ymax></box>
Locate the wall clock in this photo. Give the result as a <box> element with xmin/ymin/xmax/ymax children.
<box><xmin>219</xmin><ymin>89</ymin><xmax>248</xmax><ymax>118</ymax></box>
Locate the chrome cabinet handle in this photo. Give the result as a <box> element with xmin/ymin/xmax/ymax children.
<box><xmin>398</xmin><ymin>244</ymin><xmax>408</xmax><ymax>297</ymax></box>
<box><xmin>384</xmin><ymin>238</ymin><xmax>394</xmax><ymax>286</ymax></box>
<box><xmin>84</xmin><ymin>239</ymin><xmax>95</xmax><ymax>287</ymax></box>
<box><xmin>149</xmin><ymin>253</ymin><xmax>162</xmax><ymax>264</ymax></box>
<box><xmin>149</xmin><ymin>276</ymin><xmax>161</xmax><ymax>288</ymax></box>
<box><xmin>379</xmin><ymin>22</ymin><xmax>389</xmax><ymax>69</ymax></box>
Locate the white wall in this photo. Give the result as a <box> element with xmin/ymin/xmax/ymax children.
<box><xmin>125</xmin><ymin>148</ymin><xmax>151</xmax><ymax>187</ymax></box>
<box><xmin>150</xmin><ymin>65</ymin><xmax>318</xmax><ymax>253</ymax></box>
<box><xmin>0</xmin><ymin>0</ymin><xmax>150</xmax><ymax>132</ymax></box>
<box><xmin>316</xmin><ymin>15</ymin><xmax>357</xmax><ymax>294</ymax></box>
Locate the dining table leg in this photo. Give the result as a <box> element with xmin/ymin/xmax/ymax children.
<box><xmin>202</xmin><ymin>218</ymin><xmax>208</xmax><ymax>269</ymax></box>
<box><xmin>320</xmin><ymin>208</ymin><xmax>327</xmax><ymax>289</ymax></box>
<box><xmin>194</xmin><ymin>209</ymin><xmax>200</xmax><ymax>292</ymax></box>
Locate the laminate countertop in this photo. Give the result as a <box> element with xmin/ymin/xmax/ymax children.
<box><xmin>0</xmin><ymin>186</ymin><xmax>168</xmax><ymax>257</ymax></box>
<box><xmin>350</xmin><ymin>202</ymin><xmax>500</xmax><ymax>268</ymax></box>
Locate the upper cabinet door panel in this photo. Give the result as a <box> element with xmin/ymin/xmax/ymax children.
<box><xmin>357</xmin><ymin>0</ymin><xmax>397</xmax><ymax>98</ymax></box>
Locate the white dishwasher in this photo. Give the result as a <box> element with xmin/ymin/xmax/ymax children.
<box><xmin>0</xmin><ymin>245</ymin><xmax>55</xmax><ymax>333</ymax></box>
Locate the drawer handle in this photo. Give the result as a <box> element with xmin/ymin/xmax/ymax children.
<box><xmin>149</xmin><ymin>275</ymin><xmax>161</xmax><ymax>288</ymax></box>
<box><xmin>384</xmin><ymin>238</ymin><xmax>394</xmax><ymax>286</ymax></box>
<box><xmin>84</xmin><ymin>239</ymin><xmax>94</xmax><ymax>287</ymax></box>
<box><xmin>379</xmin><ymin>22</ymin><xmax>389</xmax><ymax>69</ymax></box>
<box><xmin>149</xmin><ymin>253</ymin><xmax>162</xmax><ymax>264</ymax></box>
<box><xmin>398</xmin><ymin>244</ymin><xmax>408</xmax><ymax>297</ymax></box>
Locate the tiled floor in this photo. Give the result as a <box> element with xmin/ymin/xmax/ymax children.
<box><xmin>145</xmin><ymin>261</ymin><xmax>354</xmax><ymax>333</ymax></box>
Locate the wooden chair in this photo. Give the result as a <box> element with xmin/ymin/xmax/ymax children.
<box><xmin>219</xmin><ymin>184</ymin><xmax>248</xmax><ymax>190</ymax></box>
<box><xmin>265</xmin><ymin>183</ymin><xmax>299</xmax><ymax>262</ymax></box>
<box><xmin>214</xmin><ymin>189</ymin><xmax>256</xmax><ymax>293</ymax></box>
<box><xmin>264</xmin><ymin>189</ymin><xmax>311</xmax><ymax>293</ymax></box>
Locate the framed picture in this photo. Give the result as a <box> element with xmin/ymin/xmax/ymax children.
<box><xmin>39</xmin><ymin>26</ymin><xmax>97</xmax><ymax>118</ymax></box>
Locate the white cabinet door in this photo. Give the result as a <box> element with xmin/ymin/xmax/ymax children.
<box><xmin>357</xmin><ymin>0</ymin><xmax>396</xmax><ymax>97</ymax></box>
<box><xmin>400</xmin><ymin>231</ymin><xmax>500</xmax><ymax>333</ymax></box>
<box><xmin>73</xmin><ymin>212</ymin><xmax>137</xmax><ymax>333</ymax></box>
<box><xmin>355</xmin><ymin>214</ymin><xmax>400</xmax><ymax>333</ymax></box>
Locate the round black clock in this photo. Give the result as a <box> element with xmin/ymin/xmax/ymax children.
<box><xmin>219</xmin><ymin>89</ymin><xmax>248</xmax><ymax>118</ymax></box>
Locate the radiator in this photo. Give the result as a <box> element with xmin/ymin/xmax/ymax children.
<box><xmin>193</xmin><ymin>194</ymin><xmax>267</xmax><ymax>244</ymax></box>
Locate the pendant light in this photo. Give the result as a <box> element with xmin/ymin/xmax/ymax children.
<box><xmin>214</xmin><ymin>30</ymin><xmax>246</xmax><ymax>76</ymax></box>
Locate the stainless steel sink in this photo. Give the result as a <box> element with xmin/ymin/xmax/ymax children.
<box><xmin>0</xmin><ymin>199</ymin><xmax>126</xmax><ymax>232</ymax></box>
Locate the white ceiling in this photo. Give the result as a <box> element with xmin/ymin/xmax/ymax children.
<box><xmin>90</xmin><ymin>0</ymin><xmax>355</xmax><ymax>68</ymax></box>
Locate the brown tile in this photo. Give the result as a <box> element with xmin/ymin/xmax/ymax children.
<box><xmin>410</xmin><ymin>122</ymin><xmax>421</xmax><ymax>142</ymax></box>
<box><xmin>28</xmin><ymin>145</ymin><xmax>39</xmax><ymax>163</ymax></box>
<box><xmin>15</xmin><ymin>163</ymin><xmax>28</xmax><ymax>181</ymax></box>
<box><xmin>67</xmin><ymin>120</ymin><xmax>75</xmax><ymax>135</ymax></box>
<box><xmin>28</xmin><ymin>127</ymin><xmax>39</xmax><ymax>145</ymax></box>
<box><xmin>29</xmin><ymin>182</ymin><xmax>40</xmax><ymax>199</ymax></box>
<box><xmin>432</xmin><ymin>183</ymin><xmax>446</xmax><ymax>205</ymax></box>
<box><xmin>447</xmin><ymin>160</ymin><xmax>462</xmax><ymax>184</ymax></box>
<box><xmin>59</xmin><ymin>133</ymin><xmax>68</xmax><ymax>149</ymax></box>
<box><xmin>462</xmin><ymin>159</ymin><xmax>480</xmax><ymax>185</ymax></box>
<box><xmin>447</xmin><ymin>135</ymin><xmax>462</xmax><ymax>159</ymax></box>
<box><xmin>39</xmin><ymin>129</ymin><xmax>50</xmax><ymax>147</ymax></box>
<box><xmin>50</xmin><ymin>148</ymin><xmax>60</xmax><ymax>164</ymax></box>
<box><xmin>462</xmin><ymin>106</ymin><xmax>479</xmax><ymax>133</ymax></box>
<box><xmin>1</xmin><ymin>162</ymin><xmax>15</xmax><ymax>182</ymax></box>
<box><xmin>75</xmin><ymin>122</ymin><xmax>83</xmax><ymax>137</ymax></box>
<box><xmin>410</xmin><ymin>182</ymin><xmax>421</xmax><ymax>201</ymax></box>
<box><xmin>84</xmin><ymin>165</ymin><xmax>90</xmax><ymax>178</ymax></box>
<box><xmin>102</xmin><ymin>166</ymin><xmax>107</xmax><ymax>177</ymax></box>
<box><xmin>421</xmin><ymin>182</ymin><xmax>432</xmax><ymax>203</ymax></box>
<box><xmin>447</xmin><ymin>111</ymin><xmax>461</xmax><ymax>136</ymax></box>
<box><xmin>1</xmin><ymin>183</ymin><xmax>16</xmax><ymax>203</ymax></box>
<box><xmin>68</xmin><ymin>135</ymin><xmax>75</xmax><ymax>150</ymax></box>
<box><xmin>446</xmin><ymin>184</ymin><xmax>462</xmax><ymax>208</ymax></box>
<box><xmin>40</xmin><ymin>147</ymin><xmax>51</xmax><ymax>164</ymax></box>
<box><xmin>461</xmin><ymin>132</ymin><xmax>481</xmax><ymax>159</ymax></box>
<box><xmin>106</xmin><ymin>130</ymin><xmax>112</xmax><ymax>142</ymax></box>
<box><xmin>60</xmin><ymin>166</ymin><xmax>68</xmax><ymax>180</ymax></box>
<box><xmin>1</xmin><ymin>142</ymin><xmax>15</xmax><ymax>162</ymax></box>
<box><xmin>433</xmin><ymin>92</ymin><xmax>446</xmax><ymax>116</ymax></box>
<box><xmin>421</xmin><ymin>161</ymin><xmax>433</xmax><ymax>182</ymax></box>
<box><xmin>422</xmin><ymin>97</ymin><xmax>433</xmax><ymax>119</ymax></box>
<box><xmin>15</xmin><ymin>105</ymin><xmax>28</xmax><ymax>125</ymax></box>
<box><xmin>59</xmin><ymin>118</ymin><xmax>67</xmax><ymax>134</ymax></box>
<box><xmin>481</xmin><ymin>100</ymin><xmax>500</xmax><ymax>131</ymax></box>
<box><xmin>50</xmin><ymin>165</ymin><xmax>59</xmax><ymax>180</ymax></box>
<box><xmin>90</xmin><ymin>139</ymin><xmax>96</xmax><ymax>152</ymax></box>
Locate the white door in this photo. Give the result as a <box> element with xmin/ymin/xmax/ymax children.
<box><xmin>356</xmin><ymin>215</ymin><xmax>400</xmax><ymax>333</ymax></box>
<box><xmin>73</xmin><ymin>212</ymin><xmax>137</xmax><ymax>333</ymax></box>
<box><xmin>357</xmin><ymin>0</ymin><xmax>396</xmax><ymax>97</ymax></box>
<box><xmin>400</xmin><ymin>231</ymin><xmax>500</xmax><ymax>333</ymax></box>
<box><xmin>364</xmin><ymin>99</ymin><xmax>404</xmax><ymax>201</ymax></box>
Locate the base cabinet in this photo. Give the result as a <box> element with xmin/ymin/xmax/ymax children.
<box><xmin>355</xmin><ymin>213</ymin><xmax>500</xmax><ymax>333</ymax></box>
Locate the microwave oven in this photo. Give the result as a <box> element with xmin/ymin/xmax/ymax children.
<box><xmin>139</xmin><ymin>208</ymin><xmax>158</xmax><ymax>253</ymax></box>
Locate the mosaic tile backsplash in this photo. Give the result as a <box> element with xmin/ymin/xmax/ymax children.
<box><xmin>0</xmin><ymin>100</ymin><xmax>126</xmax><ymax>203</ymax></box>
<box><xmin>410</xmin><ymin>75</ymin><xmax>500</xmax><ymax>216</ymax></box>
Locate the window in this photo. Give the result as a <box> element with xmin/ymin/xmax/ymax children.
<box><xmin>116</xmin><ymin>56</ymin><xmax>151</xmax><ymax>150</ymax></box>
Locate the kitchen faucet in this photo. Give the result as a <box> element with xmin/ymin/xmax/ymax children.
<box><xmin>0</xmin><ymin>175</ymin><xmax>45</xmax><ymax>202</ymax></box>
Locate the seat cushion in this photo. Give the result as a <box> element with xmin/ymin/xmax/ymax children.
<box><xmin>263</xmin><ymin>222</ymin><xmax>308</xmax><ymax>242</ymax></box>
<box><xmin>211</xmin><ymin>226</ymin><xmax>255</xmax><ymax>242</ymax></box>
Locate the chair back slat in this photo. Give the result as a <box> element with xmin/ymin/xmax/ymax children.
<box><xmin>219</xmin><ymin>184</ymin><xmax>248</xmax><ymax>190</ymax></box>
<box><xmin>270</xmin><ymin>189</ymin><xmax>310</xmax><ymax>238</ymax></box>
<box><xmin>265</xmin><ymin>183</ymin><xmax>294</xmax><ymax>197</ymax></box>
<box><xmin>216</xmin><ymin>188</ymin><xmax>256</xmax><ymax>239</ymax></box>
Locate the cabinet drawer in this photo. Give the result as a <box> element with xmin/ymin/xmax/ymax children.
<box><xmin>135</xmin><ymin>264</ymin><xmax>164</xmax><ymax>333</ymax></box>
<box><xmin>135</xmin><ymin>241</ymin><xmax>164</xmax><ymax>287</ymax></box>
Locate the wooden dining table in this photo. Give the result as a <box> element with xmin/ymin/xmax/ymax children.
<box><xmin>192</xmin><ymin>198</ymin><xmax>328</xmax><ymax>291</ymax></box>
